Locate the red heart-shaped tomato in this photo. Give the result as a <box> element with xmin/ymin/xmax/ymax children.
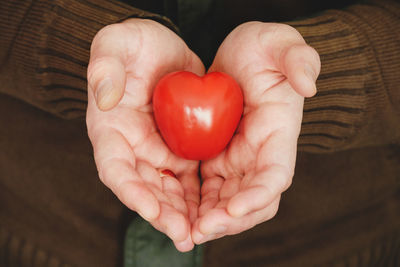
<box><xmin>153</xmin><ymin>71</ymin><xmax>243</xmax><ymax>160</ymax></box>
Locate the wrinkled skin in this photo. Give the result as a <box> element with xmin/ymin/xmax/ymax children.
<box><xmin>191</xmin><ymin>22</ymin><xmax>320</xmax><ymax>244</ymax></box>
<box><xmin>86</xmin><ymin>19</ymin><xmax>320</xmax><ymax>251</ymax></box>
<box><xmin>86</xmin><ymin>19</ymin><xmax>205</xmax><ymax>252</ymax></box>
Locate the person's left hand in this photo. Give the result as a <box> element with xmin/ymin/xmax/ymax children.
<box><xmin>191</xmin><ymin>22</ymin><xmax>321</xmax><ymax>244</ymax></box>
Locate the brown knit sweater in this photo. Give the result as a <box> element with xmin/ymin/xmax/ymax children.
<box><xmin>1</xmin><ymin>1</ymin><xmax>399</xmax><ymax>151</ymax></box>
<box><xmin>0</xmin><ymin>0</ymin><xmax>399</xmax><ymax>266</ymax></box>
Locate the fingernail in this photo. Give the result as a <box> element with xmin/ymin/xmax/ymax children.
<box><xmin>176</xmin><ymin>238</ymin><xmax>194</xmax><ymax>251</ymax></box>
<box><xmin>304</xmin><ymin>64</ymin><xmax>317</xmax><ymax>83</ymax></box>
<box><xmin>96</xmin><ymin>78</ymin><xmax>113</xmax><ymax>108</ymax></box>
<box><xmin>160</xmin><ymin>169</ymin><xmax>177</xmax><ymax>178</ymax></box>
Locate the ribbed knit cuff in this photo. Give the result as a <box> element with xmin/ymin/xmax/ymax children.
<box><xmin>0</xmin><ymin>0</ymin><xmax>179</xmax><ymax>119</ymax></box>
<box><xmin>288</xmin><ymin>0</ymin><xmax>400</xmax><ymax>153</ymax></box>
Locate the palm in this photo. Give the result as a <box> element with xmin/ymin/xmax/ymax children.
<box><xmin>88</xmin><ymin>80</ymin><xmax>200</xmax><ymax>244</ymax></box>
<box><xmin>86</xmin><ymin>19</ymin><xmax>205</xmax><ymax>251</ymax></box>
<box><xmin>192</xmin><ymin>22</ymin><xmax>318</xmax><ymax>243</ymax></box>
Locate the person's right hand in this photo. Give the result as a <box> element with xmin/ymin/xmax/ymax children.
<box><xmin>86</xmin><ymin>19</ymin><xmax>205</xmax><ymax>252</ymax></box>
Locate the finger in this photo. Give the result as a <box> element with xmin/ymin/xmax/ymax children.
<box><xmin>227</xmin><ymin>165</ymin><xmax>291</xmax><ymax>217</ymax></box>
<box><xmin>174</xmin><ymin>233</ymin><xmax>195</xmax><ymax>252</ymax></box>
<box><xmin>182</xmin><ymin>51</ymin><xmax>206</xmax><ymax>77</ymax></box>
<box><xmin>159</xmin><ymin>167</ymin><xmax>201</xmax><ymax>224</ymax></box>
<box><xmin>193</xmin><ymin>197</ymin><xmax>280</xmax><ymax>244</ymax></box>
<box><xmin>198</xmin><ymin>176</ymin><xmax>224</xmax><ymax>217</ymax></box>
<box><xmin>279</xmin><ymin>43</ymin><xmax>321</xmax><ymax>97</ymax></box>
<box><xmin>177</xmin><ymin>172</ymin><xmax>201</xmax><ymax>224</ymax></box>
<box><xmin>227</xmin><ymin>125</ymin><xmax>296</xmax><ymax>217</ymax></box>
<box><xmin>118</xmin><ymin>179</ymin><xmax>160</xmax><ymax>221</ymax></box>
<box><xmin>162</xmin><ymin>175</ymin><xmax>187</xmax><ymax>215</ymax></box>
<box><xmin>92</xmin><ymin>128</ymin><xmax>160</xmax><ymax>221</ymax></box>
<box><xmin>150</xmin><ymin>202</ymin><xmax>190</xmax><ymax>244</ymax></box>
<box><xmin>134</xmin><ymin>164</ymin><xmax>187</xmax><ymax>214</ymax></box>
<box><xmin>219</xmin><ymin>177</ymin><xmax>241</xmax><ymax>199</ymax></box>
<box><xmin>87</xmin><ymin>57</ymin><xmax>126</xmax><ymax>110</ymax></box>
<box><xmin>87</xmin><ymin>24</ymin><xmax>131</xmax><ymax>110</ymax></box>
<box><xmin>134</xmin><ymin>136</ymin><xmax>200</xmax><ymax>224</ymax></box>
<box><xmin>138</xmin><ymin>169</ymin><xmax>195</xmax><ymax>249</ymax></box>
<box><xmin>257</xmin><ymin>24</ymin><xmax>320</xmax><ymax>97</ymax></box>
<box><xmin>136</xmin><ymin>160</ymin><xmax>163</xmax><ymax>190</ymax></box>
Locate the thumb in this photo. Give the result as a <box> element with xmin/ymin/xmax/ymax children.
<box><xmin>87</xmin><ymin>25</ymin><xmax>128</xmax><ymax>111</ymax></box>
<box><xmin>87</xmin><ymin>56</ymin><xmax>126</xmax><ymax>111</ymax></box>
<box><xmin>280</xmin><ymin>43</ymin><xmax>321</xmax><ymax>97</ymax></box>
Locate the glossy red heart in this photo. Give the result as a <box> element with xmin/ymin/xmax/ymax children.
<box><xmin>153</xmin><ymin>71</ymin><xmax>243</xmax><ymax>160</ymax></box>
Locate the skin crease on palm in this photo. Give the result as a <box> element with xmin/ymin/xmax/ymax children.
<box><xmin>86</xmin><ymin>19</ymin><xmax>320</xmax><ymax>252</ymax></box>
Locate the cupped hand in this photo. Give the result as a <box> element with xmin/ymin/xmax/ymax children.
<box><xmin>192</xmin><ymin>22</ymin><xmax>321</xmax><ymax>244</ymax></box>
<box><xmin>86</xmin><ymin>19</ymin><xmax>205</xmax><ymax>251</ymax></box>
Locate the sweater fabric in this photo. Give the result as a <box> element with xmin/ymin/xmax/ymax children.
<box><xmin>0</xmin><ymin>0</ymin><xmax>399</xmax><ymax>266</ymax></box>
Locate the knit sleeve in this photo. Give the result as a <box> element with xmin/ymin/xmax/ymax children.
<box><xmin>0</xmin><ymin>0</ymin><xmax>178</xmax><ymax>119</ymax></box>
<box><xmin>287</xmin><ymin>0</ymin><xmax>400</xmax><ymax>153</ymax></box>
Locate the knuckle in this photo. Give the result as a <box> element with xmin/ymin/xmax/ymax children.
<box><xmin>86</xmin><ymin>59</ymin><xmax>106</xmax><ymax>89</ymax></box>
<box><xmin>87</xmin><ymin>56</ymin><xmax>121</xmax><ymax>90</ymax></box>
<box><xmin>268</xmin><ymin>203</ymin><xmax>280</xmax><ymax>220</ymax></box>
<box><xmin>96</xmin><ymin>156</ymin><xmax>115</xmax><ymax>186</ymax></box>
<box><xmin>238</xmin><ymin>21</ymin><xmax>263</xmax><ymax>30</ymax></box>
<box><xmin>97</xmin><ymin>157</ymin><xmax>131</xmax><ymax>190</ymax></box>
<box><xmin>91</xmin><ymin>24</ymin><xmax>123</xmax><ymax>53</ymax></box>
<box><xmin>230</xmin><ymin>21</ymin><xmax>263</xmax><ymax>41</ymax></box>
<box><xmin>279</xmin><ymin>23</ymin><xmax>299</xmax><ymax>34</ymax></box>
<box><xmin>94</xmin><ymin>23</ymin><xmax>122</xmax><ymax>41</ymax></box>
<box><xmin>266</xmin><ymin>197</ymin><xmax>281</xmax><ymax>221</ymax></box>
<box><xmin>283</xmin><ymin>176</ymin><xmax>293</xmax><ymax>192</ymax></box>
<box><xmin>285</xmin><ymin>43</ymin><xmax>309</xmax><ymax>59</ymax></box>
<box><xmin>277</xmin><ymin>23</ymin><xmax>304</xmax><ymax>41</ymax></box>
<box><xmin>260</xmin><ymin>23</ymin><xmax>305</xmax><ymax>48</ymax></box>
<box><xmin>91</xmin><ymin>22</ymin><xmax>134</xmax><ymax>58</ymax></box>
<box><xmin>308</xmin><ymin>45</ymin><xmax>322</xmax><ymax>71</ymax></box>
<box><xmin>281</xmin><ymin>166</ymin><xmax>294</xmax><ymax>191</ymax></box>
<box><xmin>86</xmin><ymin>60</ymin><xmax>99</xmax><ymax>85</ymax></box>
